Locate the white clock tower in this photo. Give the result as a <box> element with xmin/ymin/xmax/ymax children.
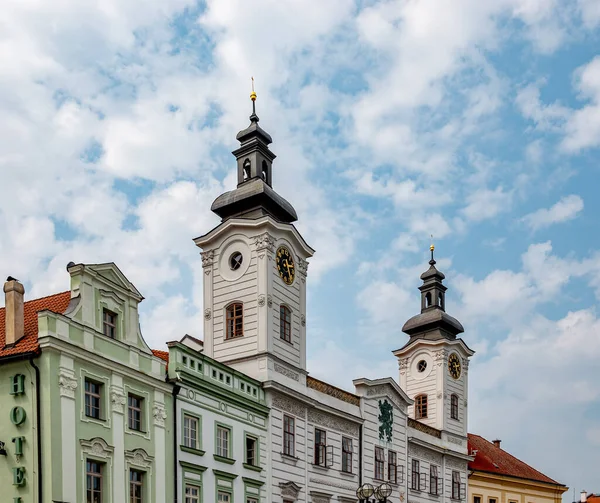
<box><xmin>393</xmin><ymin>246</ymin><xmax>474</xmax><ymax>439</ymax></box>
<box><xmin>193</xmin><ymin>93</ymin><xmax>314</xmax><ymax>383</ymax></box>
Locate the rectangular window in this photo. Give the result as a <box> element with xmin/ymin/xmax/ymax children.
<box><xmin>342</xmin><ymin>437</ymin><xmax>353</xmax><ymax>473</ymax></box>
<box><xmin>411</xmin><ymin>459</ymin><xmax>420</xmax><ymax>490</ymax></box>
<box><xmin>474</xmin><ymin>497</ymin><xmax>482</xmax><ymax>503</ymax></box>
<box><xmin>183</xmin><ymin>415</ymin><xmax>199</xmax><ymax>449</ymax></box>
<box><xmin>280</xmin><ymin>305</ymin><xmax>292</xmax><ymax>343</ymax></box>
<box><xmin>185</xmin><ymin>485</ymin><xmax>200</xmax><ymax>503</ymax></box>
<box><xmin>452</xmin><ymin>471</ymin><xmax>461</xmax><ymax>499</ymax></box>
<box><xmin>247</xmin><ymin>498</ymin><xmax>258</xmax><ymax>503</ymax></box>
<box><xmin>85</xmin><ymin>379</ymin><xmax>102</xmax><ymax>419</ymax></box>
<box><xmin>216</xmin><ymin>425</ymin><xmax>230</xmax><ymax>458</ymax></box>
<box><xmin>489</xmin><ymin>499</ymin><xmax>497</xmax><ymax>503</ymax></box>
<box><xmin>130</xmin><ymin>470</ymin><xmax>143</xmax><ymax>503</ymax></box>
<box><xmin>314</xmin><ymin>428</ymin><xmax>326</xmax><ymax>466</ymax></box>
<box><xmin>374</xmin><ymin>446</ymin><xmax>385</xmax><ymax>480</ymax></box>
<box><xmin>451</xmin><ymin>394</ymin><xmax>459</xmax><ymax>420</ymax></box>
<box><xmin>128</xmin><ymin>394</ymin><xmax>143</xmax><ymax>431</ymax></box>
<box><xmin>86</xmin><ymin>460</ymin><xmax>102</xmax><ymax>503</ymax></box>
<box><xmin>388</xmin><ymin>450</ymin><xmax>397</xmax><ymax>484</ymax></box>
<box><xmin>103</xmin><ymin>309</ymin><xmax>117</xmax><ymax>338</ymax></box>
<box><xmin>226</xmin><ymin>303</ymin><xmax>243</xmax><ymax>339</ymax></box>
<box><xmin>246</xmin><ymin>435</ymin><xmax>257</xmax><ymax>466</ymax></box>
<box><xmin>217</xmin><ymin>491</ymin><xmax>231</xmax><ymax>503</ymax></box>
<box><xmin>430</xmin><ymin>465</ymin><xmax>439</xmax><ymax>495</ymax></box>
<box><xmin>283</xmin><ymin>415</ymin><xmax>295</xmax><ymax>457</ymax></box>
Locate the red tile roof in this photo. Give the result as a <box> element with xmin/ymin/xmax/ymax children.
<box><xmin>468</xmin><ymin>434</ymin><xmax>564</xmax><ymax>486</ymax></box>
<box><xmin>0</xmin><ymin>291</ymin><xmax>71</xmax><ymax>358</ymax></box>
<box><xmin>584</xmin><ymin>495</ymin><xmax>599</xmax><ymax>503</ymax></box>
<box><xmin>151</xmin><ymin>349</ymin><xmax>169</xmax><ymax>363</ymax></box>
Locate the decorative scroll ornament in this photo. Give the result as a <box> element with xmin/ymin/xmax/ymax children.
<box><xmin>258</xmin><ymin>295</ymin><xmax>266</xmax><ymax>307</ymax></box>
<box><xmin>399</xmin><ymin>358</ymin><xmax>409</xmax><ymax>375</ymax></box>
<box><xmin>253</xmin><ymin>232</ymin><xmax>275</xmax><ymax>252</ymax></box>
<box><xmin>81</xmin><ymin>437</ymin><xmax>114</xmax><ymax>459</ymax></box>
<box><xmin>111</xmin><ymin>390</ymin><xmax>126</xmax><ymax>414</ymax></box>
<box><xmin>201</xmin><ymin>250</ymin><xmax>214</xmax><ymax>268</ymax></box>
<box><xmin>153</xmin><ymin>403</ymin><xmax>167</xmax><ymax>427</ymax></box>
<box><xmin>434</xmin><ymin>349</ymin><xmax>448</xmax><ymax>366</ymax></box>
<box><xmin>126</xmin><ymin>448</ymin><xmax>153</xmax><ymax>469</ymax></box>
<box><xmin>297</xmin><ymin>258</ymin><xmax>309</xmax><ymax>275</ymax></box>
<box><xmin>280</xmin><ymin>481</ymin><xmax>302</xmax><ymax>499</ymax></box>
<box><xmin>204</xmin><ymin>308</ymin><xmax>212</xmax><ymax>320</ymax></box>
<box><xmin>58</xmin><ymin>369</ymin><xmax>78</xmax><ymax>399</ymax></box>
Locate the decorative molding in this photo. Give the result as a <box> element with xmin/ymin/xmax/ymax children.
<box><xmin>258</xmin><ymin>295</ymin><xmax>266</xmax><ymax>307</ymax></box>
<box><xmin>81</xmin><ymin>437</ymin><xmax>114</xmax><ymax>459</ymax></box>
<box><xmin>399</xmin><ymin>358</ymin><xmax>409</xmax><ymax>375</ymax></box>
<box><xmin>110</xmin><ymin>388</ymin><xmax>126</xmax><ymax>414</ymax></box>
<box><xmin>300</xmin><ymin>314</ymin><xmax>306</xmax><ymax>327</ymax></box>
<box><xmin>312</xmin><ymin>496</ymin><xmax>330</xmax><ymax>503</ymax></box>
<box><xmin>307</xmin><ymin>409</ymin><xmax>360</xmax><ymax>437</ymax></box>
<box><xmin>267</xmin><ymin>294</ymin><xmax>273</xmax><ymax>308</ymax></box>
<box><xmin>434</xmin><ymin>349</ymin><xmax>448</xmax><ymax>366</ymax></box>
<box><xmin>280</xmin><ymin>481</ymin><xmax>302</xmax><ymax>499</ymax></box>
<box><xmin>204</xmin><ymin>308</ymin><xmax>212</xmax><ymax>320</ymax></box>
<box><xmin>408</xmin><ymin>443</ymin><xmax>442</xmax><ymax>464</ymax></box>
<box><xmin>446</xmin><ymin>457</ymin><xmax>467</xmax><ymax>470</ymax></box>
<box><xmin>437</xmin><ymin>392</ymin><xmax>443</xmax><ymax>400</ymax></box>
<box><xmin>153</xmin><ymin>403</ymin><xmax>167</xmax><ymax>427</ymax></box>
<box><xmin>125</xmin><ymin>448</ymin><xmax>153</xmax><ymax>469</ymax></box>
<box><xmin>366</xmin><ymin>385</ymin><xmax>403</xmax><ymax>410</ymax></box>
<box><xmin>253</xmin><ymin>232</ymin><xmax>275</xmax><ymax>252</ymax></box>
<box><xmin>271</xmin><ymin>393</ymin><xmax>307</xmax><ymax>417</ymax></box>
<box><xmin>58</xmin><ymin>368</ymin><xmax>78</xmax><ymax>399</ymax></box>
<box><xmin>309</xmin><ymin>478</ymin><xmax>355</xmax><ymax>491</ymax></box>
<box><xmin>201</xmin><ymin>250</ymin><xmax>214</xmax><ymax>268</ymax></box>
<box><xmin>447</xmin><ymin>436</ymin><xmax>464</xmax><ymax>446</ymax></box>
<box><xmin>297</xmin><ymin>258</ymin><xmax>309</xmax><ymax>276</ymax></box>
<box><xmin>274</xmin><ymin>363</ymin><xmax>300</xmax><ymax>381</ymax></box>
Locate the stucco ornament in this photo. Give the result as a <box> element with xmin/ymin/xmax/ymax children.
<box><xmin>153</xmin><ymin>403</ymin><xmax>167</xmax><ymax>427</ymax></box>
<box><xmin>81</xmin><ymin>437</ymin><xmax>114</xmax><ymax>459</ymax></box>
<box><xmin>253</xmin><ymin>232</ymin><xmax>275</xmax><ymax>252</ymax></box>
<box><xmin>297</xmin><ymin>257</ymin><xmax>309</xmax><ymax>275</ymax></box>
<box><xmin>126</xmin><ymin>448</ymin><xmax>153</xmax><ymax>469</ymax></box>
<box><xmin>267</xmin><ymin>294</ymin><xmax>273</xmax><ymax>308</ymax></box>
<box><xmin>204</xmin><ymin>308</ymin><xmax>212</xmax><ymax>320</ymax></box>
<box><xmin>378</xmin><ymin>399</ymin><xmax>394</xmax><ymax>442</ymax></box>
<box><xmin>58</xmin><ymin>369</ymin><xmax>78</xmax><ymax>399</ymax></box>
<box><xmin>300</xmin><ymin>314</ymin><xmax>306</xmax><ymax>327</ymax></box>
<box><xmin>201</xmin><ymin>250</ymin><xmax>214</xmax><ymax>268</ymax></box>
<box><xmin>111</xmin><ymin>390</ymin><xmax>126</xmax><ymax>414</ymax></box>
<box><xmin>258</xmin><ymin>295</ymin><xmax>266</xmax><ymax>307</ymax></box>
<box><xmin>280</xmin><ymin>481</ymin><xmax>302</xmax><ymax>499</ymax></box>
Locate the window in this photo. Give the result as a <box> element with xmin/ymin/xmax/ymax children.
<box><xmin>411</xmin><ymin>459</ymin><xmax>420</xmax><ymax>490</ymax></box>
<box><xmin>102</xmin><ymin>309</ymin><xmax>116</xmax><ymax>338</ymax></box>
<box><xmin>283</xmin><ymin>415</ymin><xmax>295</xmax><ymax>457</ymax></box>
<box><xmin>246</xmin><ymin>435</ymin><xmax>257</xmax><ymax>466</ymax></box>
<box><xmin>247</xmin><ymin>498</ymin><xmax>258</xmax><ymax>503</ymax></box>
<box><xmin>417</xmin><ymin>360</ymin><xmax>427</xmax><ymax>372</ymax></box>
<box><xmin>128</xmin><ymin>394</ymin><xmax>143</xmax><ymax>431</ymax></box>
<box><xmin>451</xmin><ymin>394</ymin><xmax>459</xmax><ymax>420</ymax></box>
<box><xmin>415</xmin><ymin>394</ymin><xmax>428</xmax><ymax>419</ymax></box>
<box><xmin>185</xmin><ymin>485</ymin><xmax>200</xmax><ymax>503</ymax></box>
<box><xmin>243</xmin><ymin>159</ymin><xmax>251</xmax><ymax>181</ymax></box>
<box><xmin>474</xmin><ymin>497</ymin><xmax>482</xmax><ymax>503</ymax></box>
<box><xmin>130</xmin><ymin>470</ymin><xmax>143</xmax><ymax>503</ymax></box>
<box><xmin>430</xmin><ymin>465</ymin><xmax>439</xmax><ymax>495</ymax></box>
<box><xmin>488</xmin><ymin>499</ymin><xmax>497</xmax><ymax>503</ymax></box>
<box><xmin>314</xmin><ymin>428</ymin><xmax>326</xmax><ymax>466</ymax></box>
<box><xmin>425</xmin><ymin>292</ymin><xmax>432</xmax><ymax>307</ymax></box>
<box><xmin>374</xmin><ymin>446</ymin><xmax>384</xmax><ymax>480</ymax></box>
<box><xmin>85</xmin><ymin>379</ymin><xmax>102</xmax><ymax>419</ymax></box>
<box><xmin>229</xmin><ymin>252</ymin><xmax>243</xmax><ymax>271</ymax></box>
<box><xmin>216</xmin><ymin>425</ymin><xmax>230</xmax><ymax>458</ymax></box>
<box><xmin>280</xmin><ymin>305</ymin><xmax>292</xmax><ymax>343</ymax></box>
<box><xmin>218</xmin><ymin>491</ymin><xmax>231</xmax><ymax>502</ymax></box>
<box><xmin>86</xmin><ymin>460</ymin><xmax>102</xmax><ymax>503</ymax></box>
<box><xmin>261</xmin><ymin>160</ymin><xmax>268</xmax><ymax>181</ymax></box>
<box><xmin>388</xmin><ymin>450</ymin><xmax>397</xmax><ymax>484</ymax></box>
<box><xmin>226</xmin><ymin>303</ymin><xmax>243</xmax><ymax>339</ymax></box>
<box><xmin>183</xmin><ymin>415</ymin><xmax>199</xmax><ymax>449</ymax></box>
<box><xmin>452</xmin><ymin>471</ymin><xmax>461</xmax><ymax>499</ymax></box>
<box><xmin>342</xmin><ymin>437</ymin><xmax>353</xmax><ymax>473</ymax></box>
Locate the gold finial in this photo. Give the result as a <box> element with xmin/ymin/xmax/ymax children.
<box><xmin>430</xmin><ymin>234</ymin><xmax>435</xmax><ymax>252</ymax></box>
<box><xmin>250</xmin><ymin>76</ymin><xmax>257</xmax><ymax>101</ymax></box>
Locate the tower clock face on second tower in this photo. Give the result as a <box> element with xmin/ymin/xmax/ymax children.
<box><xmin>448</xmin><ymin>353</ymin><xmax>461</xmax><ymax>379</ymax></box>
<box><xmin>276</xmin><ymin>246</ymin><xmax>295</xmax><ymax>285</ymax></box>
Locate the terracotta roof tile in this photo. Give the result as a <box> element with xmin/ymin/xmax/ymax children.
<box><xmin>0</xmin><ymin>291</ymin><xmax>71</xmax><ymax>358</ymax></box>
<box><xmin>306</xmin><ymin>375</ymin><xmax>360</xmax><ymax>406</ymax></box>
<box><xmin>468</xmin><ymin>433</ymin><xmax>564</xmax><ymax>486</ymax></box>
<box><xmin>151</xmin><ymin>349</ymin><xmax>169</xmax><ymax>363</ymax></box>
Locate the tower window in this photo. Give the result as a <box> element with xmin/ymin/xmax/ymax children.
<box><xmin>226</xmin><ymin>303</ymin><xmax>244</xmax><ymax>339</ymax></box>
<box><xmin>425</xmin><ymin>292</ymin><xmax>432</xmax><ymax>308</ymax></box>
<box><xmin>415</xmin><ymin>394</ymin><xmax>428</xmax><ymax>419</ymax></box>
<box><xmin>438</xmin><ymin>292</ymin><xmax>444</xmax><ymax>309</ymax></box>
<box><xmin>103</xmin><ymin>309</ymin><xmax>117</xmax><ymax>338</ymax></box>
<box><xmin>261</xmin><ymin>160</ymin><xmax>268</xmax><ymax>181</ymax></box>
<box><xmin>243</xmin><ymin>159</ymin><xmax>251</xmax><ymax>180</ymax></box>
<box><xmin>451</xmin><ymin>394</ymin><xmax>459</xmax><ymax>420</ymax></box>
<box><xmin>417</xmin><ymin>360</ymin><xmax>427</xmax><ymax>373</ymax></box>
<box><xmin>229</xmin><ymin>252</ymin><xmax>243</xmax><ymax>271</ymax></box>
<box><xmin>280</xmin><ymin>305</ymin><xmax>292</xmax><ymax>343</ymax></box>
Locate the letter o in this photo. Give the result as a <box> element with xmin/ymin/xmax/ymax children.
<box><xmin>10</xmin><ymin>406</ymin><xmax>26</xmax><ymax>426</ymax></box>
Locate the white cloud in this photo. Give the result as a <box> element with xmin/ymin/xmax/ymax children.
<box><xmin>461</xmin><ymin>186</ymin><xmax>513</xmax><ymax>222</ymax></box>
<box><xmin>522</xmin><ymin>194</ymin><xmax>584</xmax><ymax>230</ymax></box>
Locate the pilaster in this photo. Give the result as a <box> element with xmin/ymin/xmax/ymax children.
<box><xmin>201</xmin><ymin>249</ymin><xmax>215</xmax><ymax>357</ymax></box>
<box><xmin>58</xmin><ymin>356</ymin><xmax>77</xmax><ymax>503</ymax></box>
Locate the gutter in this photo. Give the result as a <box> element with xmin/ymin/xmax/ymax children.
<box><xmin>172</xmin><ymin>384</ymin><xmax>181</xmax><ymax>503</ymax></box>
<box><xmin>29</xmin><ymin>356</ymin><xmax>43</xmax><ymax>503</ymax></box>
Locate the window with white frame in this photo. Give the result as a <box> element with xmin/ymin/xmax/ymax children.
<box><xmin>86</xmin><ymin>460</ymin><xmax>103</xmax><ymax>503</ymax></box>
<box><xmin>217</xmin><ymin>491</ymin><xmax>231</xmax><ymax>503</ymax></box>
<box><xmin>128</xmin><ymin>394</ymin><xmax>143</xmax><ymax>431</ymax></box>
<box><xmin>283</xmin><ymin>415</ymin><xmax>295</xmax><ymax>456</ymax></box>
<box><xmin>430</xmin><ymin>465</ymin><xmax>439</xmax><ymax>495</ymax></box>
<box><xmin>411</xmin><ymin>459</ymin><xmax>420</xmax><ymax>490</ymax></box>
<box><xmin>216</xmin><ymin>425</ymin><xmax>231</xmax><ymax>458</ymax></box>
<box><xmin>374</xmin><ymin>446</ymin><xmax>385</xmax><ymax>480</ymax></box>
<box><xmin>183</xmin><ymin>415</ymin><xmax>199</xmax><ymax>449</ymax></box>
<box><xmin>246</xmin><ymin>435</ymin><xmax>258</xmax><ymax>466</ymax></box>
<box><xmin>185</xmin><ymin>485</ymin><xmax>200</xmax><ymax>503</ymax></box>
<box><xmin>452</xmin><ymin>471</ymin><xmax>461</xmax><ymax>499</ymax></box>
<box><xmin>388</xmin><ymin>450</ymin><xmax>397</xmax><ymax>484</ymax></box>
<box><xmin>130</xmin><ymin>469</ymin><xmax>143</xmax><ymax>503</ymax></box>
<box><xmin>342</xmin><ymin>437</ymin><xmax>353</xmax><ymax>473</ymax></box>
<box><xmin>314</xmin><ymin>428</ymin><xmax>326</xmax><ymax>466</ymax></box>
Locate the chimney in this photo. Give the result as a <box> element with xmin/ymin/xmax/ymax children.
<box><xmin>492</xmin><ymin>439</ymin><xmax>501</xmax><ymax>448</ymax></box>
<box><xmin>4</xmin><ymin>277</ymin><xmax>25</xmax><ymax>347</ymax></box>
<box><xmin>581</xmin><ymin>491</ymin><xmax>587</xmax><ymax>503</ymax></box>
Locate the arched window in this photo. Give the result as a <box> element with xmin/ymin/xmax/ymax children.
<box><xmin>243</xmin><ymin>159</ymin><xmax>251</xmax><ymax>181</ymax></box>
<box><xmin>226</xmin><ymin>303</ymin><xmax>243</xmax><ymax>339</ymax></box>
<box><xmin>280</xmin><ymin>305</ymin><xmax>291</xmax><ymax>343</ymax></box>
<box><xmin>450</xmin><ymin>394</ymin><xmax>459</xmax><ymax>420</ymax></box>
<box><xmin>261</xmin><ymin>160</ymin><xmax>268</xmax><ymax>181</ymax></box>
<box><xmin>415</xmin><ymin>394</ymin><xmax>428</xmax><ymax>419</ymax></box>
<box><xmin>438</xmin><ymin>292</ymin><xmax>444</xmax><ymax>309</ymax></box>
<box><xmin>425</xmin><ymin>292</ymin><xmax>432</xmax><ymax>307</ymax></box>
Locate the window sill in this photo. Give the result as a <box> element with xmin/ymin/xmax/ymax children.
<box><xmin>279</xmin><ymin>337</ymin><xmax>294</xmax><ymax>346</ymax></box>
<box><xmin>84</xmin><ymin>415</ymin><xmax>106</xmax><ymax>422</ymax></box>
<box><xmin>223</xmin><ymin>335</ymin><xmax>244</xmax><ymax>343</ymax></box>
<box><xmin>243</xmin><ymin>463</ymin><xmax>263</xmax><ymax>472</ymax></box>
<box><xmin>180</xmin><ymin>445</ymin><xmax>205</xmax><ymax>456</ymax></box>
<box><xmin>373</xmin><ymin>477</ymin><xmax>385</xmax><ymax>483</ymax></box>
<box><xmin>429</xmin><ymin>493</ymin><xmax>441</xmax><ymax>498</ymax></box>
<box><xmin>340</xmin><ymin>470</ymin><xmax>356</xmax><ymax>478</ymax></box>
<box><xmin>312</xmin><ymin>463</ymin><xmax>330</xmax><ymax>471</ymax></box>
<box><xmin>280</xmin><ymin>453</ymin><xmax>299</xmax><ymax>465</ymax></box>
<box><xmin>213</xmin><ymin>454</ymin><xmax>236</xmax><ymax>465</ymax></box>
<box><xmin>409</xmin><ymin>488</ymin><xmax>422</xmax><ymax>493</ymax></box>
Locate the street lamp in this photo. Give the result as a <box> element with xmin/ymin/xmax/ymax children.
<box><xmin>356</xmin><ymin>483</ymin><xmax>393</xmax><ymax>502</ymax></box>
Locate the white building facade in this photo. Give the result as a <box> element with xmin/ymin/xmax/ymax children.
<box><xmin>192</xmin><ymin>98</ymin><xmax>474</xmax><ymax>503</ymax></box>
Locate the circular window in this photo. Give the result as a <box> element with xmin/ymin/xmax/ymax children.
<box><xmin>417</xmin><ymin>360</ymin><xmax>427</xmax><ymax>373</ymax></box>
<box><xmin>229</xmin><ymin>252</ymin><xmax>243</xmax><ymax>271</ymax></box>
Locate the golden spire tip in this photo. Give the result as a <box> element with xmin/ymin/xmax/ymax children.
<box><xmin>250</xmin><ymin>76</ymin><xmax>257</xmax><ymax>101</ymax></box>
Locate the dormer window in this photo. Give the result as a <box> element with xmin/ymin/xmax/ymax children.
<box><xmin>415</xmin><ymin>394</ymin><xmax>428</xmax><ymax>419</ymax></box>
<box><xmin>226</xmin><ymin>303</ymin><xmax>243</xmax><ymax>339</ymax></box>
<box><xmin>103</xmin><ymin>309</ymin><xmax>116</xmax><ymax>338</ymax></box>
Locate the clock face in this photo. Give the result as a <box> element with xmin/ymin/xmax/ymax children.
<box><xmin>276</xmin><ymin>246</ymin><xmax>295</xmax><ymax>285</ymax></box>
<box><xmin>448</xmin><ymin>353</ymin><xmax>461</xmax><ymax>379</ymax></box>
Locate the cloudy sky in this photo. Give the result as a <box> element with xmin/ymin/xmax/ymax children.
<box><xmin>2</xmin><ymin>0</ymin><xmax>599</xmax><ymax>494</ymax></box>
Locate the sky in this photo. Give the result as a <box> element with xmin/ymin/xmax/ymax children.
<box><xmin>1</xmin><ymin>0</ymin><xmax>599</xmax><ymax>495</ymax></box>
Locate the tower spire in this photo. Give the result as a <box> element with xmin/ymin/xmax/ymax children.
<box><xmin>430</xmin><ymin>235</ymin><xmax>435</xmax><ymax>265</ymax></box>
<box><xmin>250</xmin><ymin>76</ymin><xmax>258</xmax><ymax>122</ymax></box>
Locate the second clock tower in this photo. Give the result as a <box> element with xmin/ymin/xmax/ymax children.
<box><xmin>193</xmin><ymin>94</ymin><xmax>314</xmax><ymax>383</ymax></box>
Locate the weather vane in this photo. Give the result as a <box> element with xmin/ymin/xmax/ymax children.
<box><xmin>430</xmin><ymin>234</ymin><xmax>435</xmax><ymax>264</ymax></box>
<box><xmin>250</xmin><ymin>76</ymin><xmax>257</xmax><ymax>116</ymax></box>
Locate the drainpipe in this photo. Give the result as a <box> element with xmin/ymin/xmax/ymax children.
<box><xmin>359</xmin><ymin>423</ymin><xmax>363</xmax><ymax>487</ymax></box>
<box><xmin>29</xmin><ymin>356</ymin><xmax>42</xmax><ymax>503</ymax></box>
<box><xmin>172</xmin><ymin>384</ymin><xmax>180</xmax><ymax>503</ymax></box>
